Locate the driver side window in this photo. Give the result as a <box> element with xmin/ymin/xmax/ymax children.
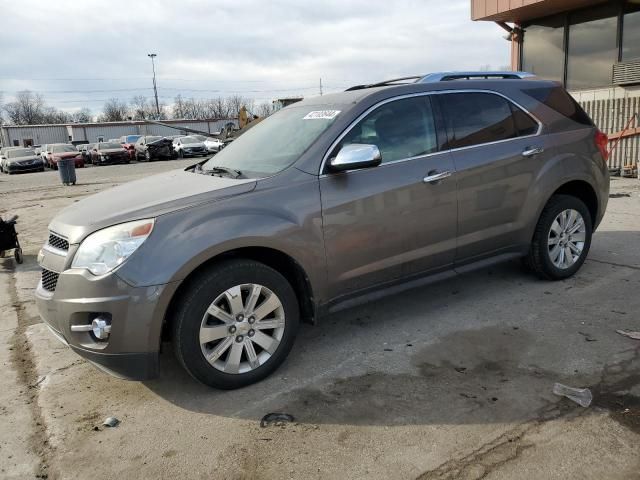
<box><xmin>337</xmin><ymin>96</ymin><xmax>439</xmax><ymax>164</ymax></box>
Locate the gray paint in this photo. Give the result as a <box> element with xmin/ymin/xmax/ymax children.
<box><xmin>35</xmin><ymin>78</ymin><xmax>609</xmax><ymax>380</ymax></box>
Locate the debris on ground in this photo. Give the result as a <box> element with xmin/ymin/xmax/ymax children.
<box><xmin>616</xmin><ymin>329</ymin><xmax>640</xmax><ymax>340</ymax></box>
<box><xmin>102</xmin><ymin>417</ymin><xmax>120</xmax><ymax>427</ymax></box>
<box><xmin>553</xmin><ymin>383</ymin><xmax>592</xmax><ymax>407</ymax></box>
<box><xmin>260</xmin><ymin>413</ymin><xmax>294</xmax><ymax>428</ymax></box>
<box><xmin>578</xmin><ymin>331</ymin><xmax>597</xmax><ymax>342</ymax></box>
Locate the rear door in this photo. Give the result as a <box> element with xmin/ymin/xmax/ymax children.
<box><xmin>435</xmin><ymin>91</ymin><xmax>545</xmax><ymax>262</ymax></box>
<box><xmin>319</xmin><ymin>95</ymin><xmax>457</xmax><ymax>298</ymax></box>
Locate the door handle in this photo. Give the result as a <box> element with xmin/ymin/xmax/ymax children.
<box><xmin>423</xmin><ymin>170</ymin><xmax>452</xmax><ymax>184</ymax></box>
<box><xmin>522</xmin><ymin>146</ymin><xmax>544</xmax><ymax>157</ymax></box>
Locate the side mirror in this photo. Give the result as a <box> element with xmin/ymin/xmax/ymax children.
<box><xmin>328</xmin><ymin>144</ymin><xmax>382</xmax><ymax>172</ymax></box>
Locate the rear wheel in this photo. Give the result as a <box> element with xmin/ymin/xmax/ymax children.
<box><xmin>171</xmin><ymin>259</ymin><xmax>300</xmax><ymax>389</ymax></box>
<box><xmin>524</xmin><ymin>194</ymin><xmax>593</xmax><ymax>280</ymax></box>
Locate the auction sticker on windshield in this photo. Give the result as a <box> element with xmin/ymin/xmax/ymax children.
<box><xmin>303</xmin><ymin>110</ymin><xmax>341</xmax><ymax>120</ymax></box>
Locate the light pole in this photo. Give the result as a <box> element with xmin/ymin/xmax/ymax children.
<box><xmin>147</xmin><ymin>53</ymin><xmax>160</xmax><ymax>119</ymax></box>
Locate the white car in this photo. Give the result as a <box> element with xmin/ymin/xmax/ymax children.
<box><xmin>203</xmin><ymin>137</ymin><xmax>224</xmax><ymax>153</ymax></box>
<box><xmin>172</xmin><ymin>136</ymin><xmax>208</xmax><ymax>158</ymax></box>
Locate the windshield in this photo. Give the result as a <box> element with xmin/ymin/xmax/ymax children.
<box><xmin>202</xmin><ymin>105</ymin><xmax>342</xmax><ymax>176</ymax></box>
<box><xmin>191</xmin><ymin>135</ymin><xmax>206</xmax><ymax>141</ymax></box>
<box><xmin>180</xmin><ymin>136</ymin><xmax>198</xmax><ymax>144</ymax></box>
<box><xmin>7</xmin><ymin>148</ymin><xmax>35</xmax><ymax>158</ymax></box>
<box><xmin>98</xmin><ymin>142</ymin><xmax>122</xmax><ymax>150</ymax></box>
<box><xmin>145</xmin><ymin>136</ymin><xmax>162</xmax><ymax>143</ymax></box>
<box><xmin>126</xmin><ymin>135</ymin><xmax>141</xmax><ymax>143</ymax></box>
<box><xmin>52</xmin><ymin>145</ymin><xmax>77</xmax><ymax>153</ymax></box>
<box><xmin>206</xmin><ymin>137</ymin><xmax>220</xmax><ymax>142</ymax></box>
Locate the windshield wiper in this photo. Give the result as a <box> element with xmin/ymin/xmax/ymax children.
<box><xmin>195</xmin><ymin>164</ymin><xmax>242</xmax><ymax>178</ymax></box>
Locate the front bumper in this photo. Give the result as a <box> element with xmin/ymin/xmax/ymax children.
<box><xmin>7</xmin><ymin>162</ymin><xmax>43</xmax><ymax>172</ymax></box>
<box><xmin>35</xmin><ymin>258</ymin><xmax>174</xmax><ymax>380</ymax></box>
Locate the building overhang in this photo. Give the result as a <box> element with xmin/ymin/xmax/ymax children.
<box><xmin>472</xmin><ymin>0</ymin><xmax>607</xmax><ymax>23</ymax></box>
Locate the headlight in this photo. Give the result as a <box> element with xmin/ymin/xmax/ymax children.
<box><xmin>71</xmin><ymin>219</ymin><xmax>155</xmax><ymax>275</ymax></box>
<box><xmin>102</xmin><ymin>155</ymin><xmax>109</xmax><ymax>160</ymax></box>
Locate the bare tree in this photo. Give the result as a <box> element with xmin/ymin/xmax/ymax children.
<box><xmin>71</xmin><ymin>108</ymin><xmax>92</xmax><ymax>123</ymax></box>
<box><xmin>256</xmin><ymin>101</ymin><xmax>275</xmax><ymax>118</ymax></box>
<box><xmin>225</xmin><ymin>95</ymin><xmax>253</xmax><ymax>118</ymax></box>
<box><xmin>98</xmin><ymin>98</ymin><xmax>129</xmax><ymax>122</ymax></box>
<box><xmin>172</xmin><ymin>94</ymin><xmax>187</xmax><ymax>119</ymax></box>
<box><xmin>3</xmin><ymin>90</ymin><xmax>47</xmax><ymax>125</ymax></box>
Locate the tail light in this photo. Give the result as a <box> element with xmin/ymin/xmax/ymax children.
<box><xmin>594</xmin><ymin>129</ymin><xmax>609</xmax><ymax>162</ymax></box>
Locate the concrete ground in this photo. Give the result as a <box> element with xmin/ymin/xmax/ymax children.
<box><xmin>1</xmin><ymin>161</ymin><xmax>639</xmax><ymax>480</ymax></box>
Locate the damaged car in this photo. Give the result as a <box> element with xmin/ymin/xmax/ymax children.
<box><xmin>134</xmin><ymin>136</ymin><xmax>173</xmax><ymax>161</ymax></box>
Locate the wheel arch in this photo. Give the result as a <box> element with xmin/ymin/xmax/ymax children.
<box><xmin>551</xmin><ymin>180</ymin><xmax>598</xmax><ymax>226</ymax></box>
<box><xmin>161</xmin><ymin>246</ymin><xmax>316</xmax><ymax>343</ymax></box>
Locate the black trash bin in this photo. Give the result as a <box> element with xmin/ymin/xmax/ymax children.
<box><xmin>58</xmin><ymin>158</ymin><xmax>76</xmax><ymax>185</ymax></box>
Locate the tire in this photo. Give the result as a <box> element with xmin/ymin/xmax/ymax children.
<box><xmin>171</xmin><ymin>259</ymin><xmax>300</xmax><ymax>389</ymax></box>
<box><xmin>524</xmin><ymin>194</ymin><xmax>593</xmax><ymax>280</ymax></box>
<box><xmin>14</xmin><ymin>248</ymin><xmax>23</xmax><ymax>264</ymax></box>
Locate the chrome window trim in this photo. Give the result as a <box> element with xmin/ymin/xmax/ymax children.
<box><xmin>319</xmin><ymin>89</ymin><xmax>543</xmax><ymax>176</ymax></box>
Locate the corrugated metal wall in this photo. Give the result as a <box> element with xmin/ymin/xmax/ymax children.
<box><xmin>1</xmin><ymin>125</ymin><xmax>68</xmax><ymax>147</ymax></box>
<box><xmin>74</xmin><ymin>120</ymin><xmax>235</xmax><ymax>142</ymax></box>
<box><xmin>579</xmin><ymin>96</ymin><xmax>640</xmax><ymax>169</ymax></box>
<box><xmin>0</xmin><ymin>119</ymin><xmax>237</xmax><ymax>146</ymax></box>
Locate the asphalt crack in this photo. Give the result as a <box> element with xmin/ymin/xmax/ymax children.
<box><xmin>5</xmin><ymin>260</ymin><xmax>55</xmax><ymax>479</ymax></box>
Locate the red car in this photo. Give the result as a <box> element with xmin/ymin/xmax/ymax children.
<box><xmin>45</xmin><ymin>144</ymin><xmax>85</xmax><ymax>169</ymax></box>
<box><xmin>119</xmin><ymin>135</ymin><xmax>142</xmax><ymax>160</ymax></box>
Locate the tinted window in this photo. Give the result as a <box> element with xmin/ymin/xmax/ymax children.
<box><xmin>336</xmin><ymin>96</ymin><xmax>438</xmax><ymax>164</ymax></box>
<box><xmin>567</xmin><ymin>5</ymin><xmax>618</xmax><ymax>90</ymax></box>
<box><xmin>523</xmin><ymin>86</ymin><xmax>593</xmax><ymax>126</ymax></box>
<box><xmin>440</xmin><ymin>93</ymin><xmax>519</xmax><ymax>149</ymax></box>
<box><xmin>522</xmin><ymin>15</ymin><xmax>565</xmax><ymax>83</ymax></box>
<box><xmin>511</xmin><ymin>104</ymin><xmax>539</xmax><ymax>136</ymax></box>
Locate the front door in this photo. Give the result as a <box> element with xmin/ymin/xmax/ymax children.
<box><xmin>320</xmin><ymin>95</ymin><xmax>457</xmax><ymax>299</ymax></box>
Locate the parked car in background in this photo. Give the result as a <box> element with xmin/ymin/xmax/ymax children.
<box><xmin>1</xmin><ymin>147</ymin><xmax>45</xmax><ymax>174</ymax></box>
<box><xmin>89</xmin><ymin>141</ymin><xmax>130</xmax><ymax>166</ymax></box>
<box><xmin>172</xmin><ymin>135</ymin><xmax>208</xmax><ymax>158</ymax></box>
<box><xmin>119</xmin><ymin>135</ymin><xmax>142</xmax><ymax>160</ymax></box>
<box><xmin>78</xmin><ymin>143</ymin><xmax>95</xmax><ymax>162</ymax></box>
<box><xmin>134</xmin><ymin>136</ymin><xmax>173</xmax><ymax>161</ymax></box>
<box><xmin>45</xmin><ymin>144</ymin><xmax>85</xmax><ymax>169</ymax></box>
<box><xmin>0</xmin><ymin>146</ymin><xmax>22</xmax><ymax>171</ymax></box>
<box><xmin>189</xmin><ymin>134</ymin><xmax>207</xmax><ymax>142</ymax></box>
<box><xmin>38</xmin><ymin>144</ymin><xmax>50</xmax><ymax>162</ymax></box>
<box><xmin>204</xmin><ymin>137</ymin><xmax>224</xmax><ymax>153</ymax></box>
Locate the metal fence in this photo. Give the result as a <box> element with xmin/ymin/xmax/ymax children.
<box><xmin>578</xmin><ymin>96</ymin><xmax>639</xmax><ymax>169</ymax></box>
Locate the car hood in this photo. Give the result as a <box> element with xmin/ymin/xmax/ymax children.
<box><xmin>49</xmin><ymin>169</ymin><xmax>257</xmax><ymax>244</ymax></box>
<box><xmin>182</xmin><ymin>142</ymin><xmax>206</xmax><ymax>148</ymax></box>
<box><xmin>8</xmin><ymin>155</ymin><xmax>41</xmax><ymax>163</ymax></box>
<box><xmin>54</xmin><ymin>152</ymin><xmax>80</xmax><ymax>159</ymax></box>
<box><xmin>98</xmin><ymin>148</ymin><xmax>127</xmax><ymax>154</ymax></box>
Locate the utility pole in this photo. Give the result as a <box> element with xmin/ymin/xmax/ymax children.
<box><xmin>319</xmin><ymin>77</ymin><xmax>323</xmax><ymax>96</ymax></box>
<box><xmin>147</xmin><ymin>53</ymin><xmax>160</xmax><ymax>119</ymax></box>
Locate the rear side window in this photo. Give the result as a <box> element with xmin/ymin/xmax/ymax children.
<box><xmin>523</xmin><ymin>86</ymin><xmax>593</xmax><ymax>126</ymax></box>
<box><xmin>439</xmin><ymin>92</ymin><xmax>537</xmax><ymax>149</ymax></box>
<box><xmin>336</xmin><ymin>96</ymin><xmax>439</xmax><ymax>164</ymax></box>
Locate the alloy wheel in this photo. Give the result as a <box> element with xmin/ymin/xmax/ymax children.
<box><xmin>547</xmin><ymin>209</ymin><xmax>586</xmax><ymax>269</ymax></box>
<box><xmin>199</xmin><ymin>283</ymin><xmax>285</xmax><ymax>374</ymax></box>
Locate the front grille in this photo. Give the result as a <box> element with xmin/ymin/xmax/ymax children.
<box><xmin>48</xmin><ymin>233</ymin><xmax>69</xmax><ymax>251</ymax></box>
<box><xmin>41</xmin><ymin>269</ymin><xmax>59</xmax><ymax>292</ymax></box>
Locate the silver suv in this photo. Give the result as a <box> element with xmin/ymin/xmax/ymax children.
<box><xmin>36</xmin><ymin>72</ymin><xmax>609</xmax><ymax>389</ymax></box>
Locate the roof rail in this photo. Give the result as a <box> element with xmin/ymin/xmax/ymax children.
<box><xmin>417</xmin><ymin>71</ymin><xmax>535</xmax><ymax>83</ymax></box>
<box><xmin>344</xmin><ymin>76</ymin><xmax>424</xmax><ymax>91</ymax></box>
<box><xmin>344</xmin><ymin>71</ymin><xmax>536</xmax><ymax>91</ymax></box>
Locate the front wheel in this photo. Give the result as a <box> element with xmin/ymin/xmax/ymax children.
<box><xmin>171</xmin><ymin>259</ymin><xmax>300</xmax><ymax>389</ymax></box>
<box><xmin>524</xmin><ymin>194</ymin><xmax>593</xmax><ymax>280</ymax></box>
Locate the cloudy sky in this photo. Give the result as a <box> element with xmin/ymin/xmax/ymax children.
<box><xmin>0</xmin><ymin>0</ymin><xmax>509</xmax><ymax>114</ymax></box>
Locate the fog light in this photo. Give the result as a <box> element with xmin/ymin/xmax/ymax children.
<box><xmin>92</xmin><ymin>316</ymin><xmax>111</xmax><ymax>340</ymax></box>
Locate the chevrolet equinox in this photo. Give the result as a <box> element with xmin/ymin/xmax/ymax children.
<box><xmin>36</xmin><ymin>72</ymin><xmax>610</xmax><ymax>389</ymax></box>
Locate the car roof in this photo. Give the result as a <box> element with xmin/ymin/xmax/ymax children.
<box><xmin>293</xmin><ymin>77</ymin><xmax>557</xmax><ymax>111</ymax></box>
